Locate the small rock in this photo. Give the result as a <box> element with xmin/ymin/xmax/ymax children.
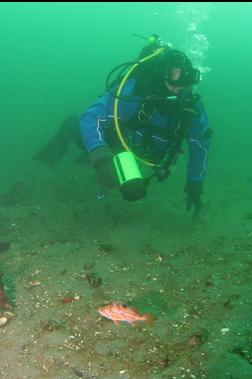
<box><xmin>0</xmin><ymin>316</ymin><xmax>8</xmax><ymax>327</ymax></box>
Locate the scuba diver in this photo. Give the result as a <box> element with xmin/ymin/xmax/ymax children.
<box><xmin>34</xmin><ymin>34</ymin><xmax>212</xmax><ymax>217</ymax></box>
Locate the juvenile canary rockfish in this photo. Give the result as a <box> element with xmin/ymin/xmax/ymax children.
<box><xmin>98</xmin><ymin>302</ymin><xmax>153</xmax><ymax>326</ymax></box>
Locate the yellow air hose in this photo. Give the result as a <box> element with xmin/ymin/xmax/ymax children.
<box><xmin>113</xmin><ymin>47</ymin><xmax>165</xmax><ymax>167</ymax></box>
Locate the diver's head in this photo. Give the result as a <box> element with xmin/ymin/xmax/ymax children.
<box><xmin>162</xmin><ymin>49</ymin><xmax>200</xmax><ymax>91</ymax></box>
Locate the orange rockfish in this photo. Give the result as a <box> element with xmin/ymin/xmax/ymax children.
<box><xmin>97</xmin><ymin>302</ymin><xmax>153</xmax><ymax>326</ymax></box>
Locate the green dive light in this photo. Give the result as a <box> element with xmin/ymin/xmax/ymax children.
<box><xmin>113</xmin><ymin>152</ymin><xmax>147</xmax><ymax>201</ymax></box>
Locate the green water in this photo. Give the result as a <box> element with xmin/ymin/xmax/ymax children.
<box><xmin>1</xmin><ymin>3</ymin><xmax>252</xmax><ymax>379</ymax></box>
<box><xmin>1</xmin><ymin>3</ymin><xmax>251</xmax><ymax>175</ymax></box>
<box><xmin>1</xmin><ymin>3</ymin><xmax>251</xmax><ymax>170</ymax></box>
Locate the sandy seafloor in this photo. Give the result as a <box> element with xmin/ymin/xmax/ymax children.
<box><xmin>0</xmin><ymin>152</ymin><xmax>252</xmax><ymax>379</ymax></box>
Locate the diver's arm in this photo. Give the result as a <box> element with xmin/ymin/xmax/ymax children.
<box><xmin>186</xmin><ymin>104</ymin><xmax>211</xmax><ymax>182</ymax></box>
<box><xmin>79</xmin><ymin>81</ymin><xmax>139</xmax><ymax>191</ymax></box>
<box><xmin>79</xmin><ymin>93</ymin><xmax>117</xmax><ymax>191</ymax></box>
<box><xmin>79</xmin><ymin>92</ymin><xmax>111</xmax><ymax>153</ymax></box>
<box><xmin>185</xmin><ymin>104</ymin><xmax>211</xmax><ymax>217</ymax></box>
<box><xmin>79</xmin><ymin>79</ymin><xmax>139</xmax><ymax>153</ymax></box>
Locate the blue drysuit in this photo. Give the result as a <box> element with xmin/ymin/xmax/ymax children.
<box><xmin>80</xmin><ymin>79</ymin><xmax>210</xmax><ymax>183</ymax></box>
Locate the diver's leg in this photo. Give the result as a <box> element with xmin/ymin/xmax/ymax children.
<box><xmin>33</xmin><ymin>115</ymin><xmax>79</xmax><ymax>166</ymax></box>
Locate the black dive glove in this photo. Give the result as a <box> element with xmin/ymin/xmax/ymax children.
<box><xmin>89</xmin><ymin>146</ymin><xmax>117</xmax><ymax>191</ymax></box>
<box><xmin>177</xmin><ymin>90</ymin><xmax>200</xmax><ymax>110</ymax></box>
<box><xmin>185</xmin><ymin>181</ymin><xmax>203</xmax><ymax>218</ymax></box>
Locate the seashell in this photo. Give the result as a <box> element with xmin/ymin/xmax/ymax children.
<box><xmin>26</xmin><ymin>280</ymin><xmax>41</xmax><ymax>290</ymax></box>
<box><xmin>0</xmin><ymin>316</ymin><xmax>8</xmax><ymax>327</ymax></box>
